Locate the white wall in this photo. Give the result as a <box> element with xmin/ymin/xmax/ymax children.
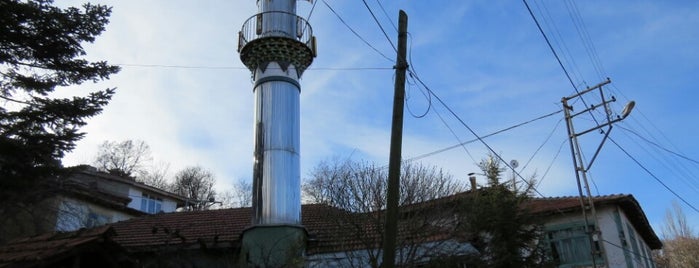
<box><xmin>543</xmin><ymin>206</ymin><xmax>656</xmax><ymax>268</ymax></box>
<box><xmin>161</xmin><ymin>198</ymin><xmax>178</xmax><ymax>213</ymax></box>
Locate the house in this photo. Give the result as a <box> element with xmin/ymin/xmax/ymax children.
<box><xmin>529</xmin><ymin>195</ymin><xmax>661</xmax><ymax>268</ymax></box>
<box><xmin>65</xmin><ymin>166</ymin><xmax>187</xmax><ymax>217</ymax></box>
<box><xmin>0</xmin><ymin>166</ymin><xmax>187</xmax><ymax>244</ymax></box>
<box><xmin>0</xmin><ymin>193</ymin><xmax>661</xmax><ymax>267</ymax></box>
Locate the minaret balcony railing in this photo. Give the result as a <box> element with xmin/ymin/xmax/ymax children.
<box><xmin>238</xmin><ymin>11</ymin><xmax>314</xmax><ymax>53</ymax></box>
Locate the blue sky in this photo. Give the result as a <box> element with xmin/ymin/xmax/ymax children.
<box><xmin>59</xmin><ymin>1</ymin><xmax>699</xmax><ymax>234</ymax></box>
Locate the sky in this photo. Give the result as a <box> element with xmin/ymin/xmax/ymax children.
<box><xmin>58</xmin><ymin>1</ymin><xmax>699</xmax><ymax>234</ymax></box>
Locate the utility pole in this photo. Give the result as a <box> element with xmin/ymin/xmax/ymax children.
<box><xmin>382</xmin><ymin>10</ymin><xmax>408</xmax><ymax>268</ymax></box>
<box><xmin>562</xmin><ymin>78</ymin><xmax>635</xmax><ymax>268</ymax></box>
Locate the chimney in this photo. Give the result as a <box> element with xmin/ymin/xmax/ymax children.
<box><xmin>469</xmin><ymin>175</ymin><xmax>477</xmax><ymax>192</ymax></box>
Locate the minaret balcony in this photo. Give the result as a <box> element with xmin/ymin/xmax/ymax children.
<box><xmin>238</xmin><ymin>11</ymin><xmax>317</xmax><ymax>75</ymax></box>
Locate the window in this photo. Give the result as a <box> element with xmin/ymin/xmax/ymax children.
<box><xmin>627</xmin><ymin>223</ymin><xmax>641</xmax><ymax>265</ymax></box>
<box><xmin>140</xmin><ymin>193</ymin><xmax>163</xmax><ymax>214</ymax></box>
<box><xmin>546</xmin><ymin>223</ymin><xmax>604</xmax><ymax>267</ymax></box>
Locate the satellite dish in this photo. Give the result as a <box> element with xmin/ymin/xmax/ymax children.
<box><xmin>510</xmin><ymin>160</ymin><xmax>519</xmax><ymax>169</ymax></box>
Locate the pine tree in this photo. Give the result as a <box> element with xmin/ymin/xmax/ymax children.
<box><xmin>456</xmin><ymin>154</ymin><xmax>549</xmax><ymax>267</ymax></box>
<box><xmin>0</xmin><ymin>0</ymin><xmax>119</xmax><ymax>203</ymax></box>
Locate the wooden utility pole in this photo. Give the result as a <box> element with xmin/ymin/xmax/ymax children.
<box><xmin>382</xmin><ymin>10</ymin><xmax>408</xmax><ymax>268</ymax></box>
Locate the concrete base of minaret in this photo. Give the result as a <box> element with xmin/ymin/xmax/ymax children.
<box><xmin>238</xmin><ymin>225</ymin><xmax>307</xmax><ymax>267</ymax></box>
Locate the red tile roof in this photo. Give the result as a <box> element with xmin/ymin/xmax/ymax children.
<box><xmin>109</xmin><ymin>204</ymin><xmax>366</xmax><ymax>253</ymax></box>
<box><xmin>0</xmin><ymin>193</ymin><xmax>661</xmax><ymax>263</ymax></box>
<box><xmin>92</xmin><ymin>194</ymin><xmax>667</xmax><ymax>251</ymax></box>
<box><xmin>111</xmin><ymin>206</ymin><xmax>250</xmax><ymax>250</ymax></box>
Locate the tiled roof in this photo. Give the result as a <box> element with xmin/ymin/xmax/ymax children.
<box><xmin>0</xmin><ymin>193</ymin><xmax>661</xmax><ymax>263</ymax></box>
<box><xmin>0</xmin><ymin>226</ymin><xmax>117</xmax><ymax>267</ymax></box>
<box><xmin>109</xmin><ymin>204</ymin><xmax>369</xmax><ymax>253</ymax></box>
<box><xmin>89</xmin><ymin>195</ymin><xmax>668</xmax><ymax>252</ymax></box>
<box><xmin>111</xmin><ymin>206</ymin><xmax>250</xmax><ymax>250</ymax></box>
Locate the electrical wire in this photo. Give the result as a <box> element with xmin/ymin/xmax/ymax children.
<box><xmin>320</xmin><ymin>0</ymin><xmax>394</xmax><ymax>62</ymax></box>
<box><xmin>534</xmin><ymin>0</ymin><xmax>584</xmax><ymax>87</ymax></box>
<box><xmin>565</xmin><ymin>0</ymin><xmax>608</xmax><ymax>82</ymax></box>
<box><xmin>523</xmin><ymin>0</ymin><xmax>601</xmax><ymax>126</ymax></box>
<box><xmin>535</xmin><ymin>138</ymin><xmax>567</xmax><ymax>189</ymax></box>
<box><xmin>405</xmin><ymin>33</ymin><xmax>432</xmax><ymax>119</ymax></box>
<box><xmin>428</xmin><ymin>99</ymin><xmax>478</xmax><ymax>166</ymax></box>
<box><xmin>403</xmin><ymin>109</ymin><xmax>562</xmax><ymax>164</ymax></box>
<box><xmin>374</xmin><ymin>0</ymin><xmax>398</xmax><ymax>32</ymax></box>
<box><xmin>617</xmin><ymin>124</ymin><xmax>699</xmax><ymax>195</ymax></box>
<box><xmin>405</xmin><ymin>72</ymin><xmax>429</xmax><ymax>119</ymax></box>
<box><xmin>602</xmin><ymin>239</ymin><xmax>660</xmax><ymax>267</ymax></box>
<box><xmin>114</xmin><ymin>63</ymin><xmax>392</xmax><ymax>71</ymax></box>
<box><xmin>523</xmin><ymin>0</ymin><xmax>579</xmax><ymax>96</ymax></box>
<box><xmin>409</xmin><ymin>69</ymin><xmax>552</xmax><ymax>198</ymax></box>
<box><xmin>619</xmin><ymin>125</ymin><xmax>699</xmax><ymax>166</ymax></box>
<box><xmin>305</xmin><ymin>0</ymin><xmax>319</xmax><ymax>22</ymax></box>
<box><xmin>301</xmin><ymin>0</ymin><xmax>319</xmax><ymax>35</ymax></box>
<box><xmin>609</xmin><ymin>137</ymin><xmax>699</xmax><ymax>213</ymax></box>
<box><xmin>520</xmin><ymin>118</ymin><xmax>564</xmax><ymax>174</ymax></box>
<box><xmin>360</xmin><ymin>0</ymin><xmax>397</xmax><ymax>53</ymax></box>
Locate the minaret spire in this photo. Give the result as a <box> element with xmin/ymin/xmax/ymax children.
<box><xmin>238</xmin><ymin>0</ymin><xmax>316</xmax><ymax>266</ymax></box>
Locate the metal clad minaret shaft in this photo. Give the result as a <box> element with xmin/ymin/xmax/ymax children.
<box><xmin>238</xmin><ymin>0</ymin><xmax>315</xmax><ymax>225</ymax></box>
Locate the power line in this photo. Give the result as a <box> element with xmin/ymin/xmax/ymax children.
<box><xmin>609</xmin><ymin>137</ymin><xmax>699</xmax><ymax>214</ymax></box>
<box><xmin>617</xmin><ymin>124</ymin><xmax>699</xmax><ymax>196</ymax></box>
<box><xmin>534</xmin><ymin>0</ymin><xmax>584</xmax><ymax>87</ymax></box>
<box><xmin>302</xmin><ymin>0</ymin><xmax>319</xmax><ymax>35</ymax></box>
<box><xmin>404</xmin><ymin>109</ymin><xmax>562</xmax><ymax>164</ymax></box>
<box><xmin>536</xmin><ymin>138</ymin><xmax>568</xmax><ymax>189</ymax></box>
<box><xmin>405</xmin><ymin>35</ymin><xmax>432</xmax><ymax>119</ymax></box>
<box><xmin>564</xmin><ymin>0</ymin><xmax>608</xmax><ymax>82</ymax></box>
<box><xmin>405</xmin><ymin>71</ymin><xmax>430</xmax><ymax>119</ymax></box>
<box><xmin>523</xmin><ymin>0</ymin><xmax>602</xmax><ymax>126</ymax></box>
<box><xmin>522</xmin><ymin>0</ymin><xmax>578</xmax><ymax>94</ymax></box>
<box><xmin>427</xmin><ymin>99</ymin><xmax>478</xmax><ymax>165</ymax></box>
<box><xmin>360</xmin><ymin>0</ymin><xmax>397</xmax><ymax>52</ymax></box>
<box><xmin>602</xmin><ymin>239</ymin><xmax>659</xmax><ymax>267</ymax></box>
<box><xmin>619</xmin><ymin>125</ymin><xmax>699</xmax><ymax>166</ymax></box>
<box><xmin>520</xmin><ymin>117</ymin><xmax>564</xmax><ymax>175</ymax></box>
<box><xmin>408</xmin><ymin>69</ymin><xmax>555</xmax><ymax>198</ymax></box>
<box><xmin>374</xmin><ymin>0</ymin><xmax>397</xmax><ymax>32</ymax></box>
<box><xmin>320</xmin><ymin>0</ymin><xmax>393</xmax><ymax>62</ymax></box>
<box><xmin>115</xmin><ymin>63</ymin><xmax>392</xmax><ymax>71</ymax></box>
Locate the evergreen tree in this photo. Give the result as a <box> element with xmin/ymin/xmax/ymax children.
<box><xmin>0</xmin><ymin>0</ymin><xmax>119</xmax><ymax>203</ymax></box>
<box><xmin>456</xmin><ymin>154</ymin><xmax>549</xmax><ymax>267</ymax></box>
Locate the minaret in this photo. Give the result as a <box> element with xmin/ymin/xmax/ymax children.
<box><xmin>237</xmin><ymin>0</ymin><xmax>316</xmax><ymax>266</ymax></box>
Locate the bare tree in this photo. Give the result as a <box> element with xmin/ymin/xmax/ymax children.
<box><xmin>302</xmin><ymin>158</ymin><xmax>466</xmax><ymax>267</ymax></box>
<box><xmin>219</xmin><ymin>179</ymin><xmax>252</xmax><ymax>208</ymax></box>
<box><xmin>94</xmin><ymin>140</ymin><xmax>152</xmax><ymax>178</ymax></box>
<box><xmin>137</xmin><ymin>160</ymin><xmax>172</xmax><ymax>190</ymax></box>
<box><xmin>654</xmin><ymin>202</ymin><xmax>699</xmax><ymax>268</ymax></box>
<box><xmin>172</xmin><ymin>166</ymin><xmax>217</xmax><ymax>210</ymax></box>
